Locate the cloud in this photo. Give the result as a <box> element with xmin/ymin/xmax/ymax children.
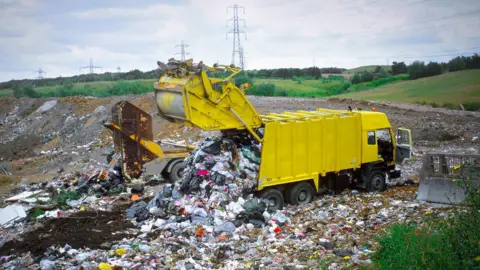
<box><xmin>1</xmin><ymin>0</ymin><xmax>480</xmax><ymax>81</ymax></box>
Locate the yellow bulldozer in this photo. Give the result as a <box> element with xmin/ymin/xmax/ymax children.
<box><xmin>106</xmin><ymin>58</ymin><xmax>413</xmax><ymax>207</ymax></box>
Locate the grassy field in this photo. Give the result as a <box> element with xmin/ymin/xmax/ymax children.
<box><xmin>0</xmin><ymin>89</ymin><xmax>13</xmax><ymax>97</ymax></box>
<box><xmin>254</xmin><ymin>78</ymin><xmax>344</xmax><ymax>96</ymax></box>
<box><xmin>343</xmin><ymin>65</ymin><xmax>391</xmax><ymax>74</ymax></box>
<box><xmin>336</xmin><ymin>70</ymin><xmax>480</xmax><ymax>106</ymax></box>
<box><xmin>33</xmin><ymin>79</ymin><xmax>155</xmax><ymax>96</ymax></box>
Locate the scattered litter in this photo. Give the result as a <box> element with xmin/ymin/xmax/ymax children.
<box><xmin>0</xmin><ymin>204</ymin><xmax>27</xmax><ymax>227</ymax></box>
<box><xmin>36</xmin><ymin>100</ymin><xmax>57</xmax><ymax>113</ymax></box>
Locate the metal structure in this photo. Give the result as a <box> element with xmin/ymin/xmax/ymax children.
<box><xmin>175</xmin><ymin>40</ymin><xmax>190</xmax><ymax>61</ymax></box>
<box><xmin>35</xmin><ymin>68</ymin><xmax>46</xmax><ymax>79</ymax></box>
<box><xmin>103</xmin><ymin>101</ymin><xmax>194</xmax><ymax>180</ymax></box>
<box><xmin>80</xmin><ymin>58</ymin><xmax>102</xmax><ymax>74</ymax></box>
<box><xmin>418</xmin><ymin>153</ymin><xmax>480</xmax><ymax>204</ymax></box>
<box><xmin>226</xmin><ymin>4</ymin><xmax>246</xmax><ymax>69</ymax></box>
<box><xmin>239</xmin><ymin>46</ymin><xmax>246</xmax><ymax>70</ymax></box>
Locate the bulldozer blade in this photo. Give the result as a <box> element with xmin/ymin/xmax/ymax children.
<box><xmin>111</xmin><ymin>101</ymin><xmax>156</xmax><ymax>179</ymax></box>
<box><xmin>417</xmin><ymin>153</ymin><xmax>480</xmax><ymax>204</ymax></box>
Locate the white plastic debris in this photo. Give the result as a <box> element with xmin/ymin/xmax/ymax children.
<box><xmin>36</xmin><ymin>100</ymin><xmax>58</xmax><ymax>113</ymax></box>
<box><xmin>5</xmin><ymin>190</ymin><xmax>42</xmax><ymax>202</ymax></box>
<box><xmin>0</xmin><ymin>204</ymin><xmax>27</xmax><ymax>227</ymax></box>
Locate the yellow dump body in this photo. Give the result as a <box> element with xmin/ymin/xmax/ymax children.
<box><xmin>257</xmin><ymin>109</ymin><xmax>394</xmax><ymax>191</ymax></box>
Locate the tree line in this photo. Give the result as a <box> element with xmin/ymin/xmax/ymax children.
<box><xmin>0</xmin><ymin>69</ymin><xmax>160</xmax><ymax>90</ymax></box>
<box><xmin>0</xmin><ymin>66</ymin><xmax>348</xmax><ymax>91</ymax></box>
<box><xmin>351</xmin><ymin>53</ymin><xmax>480</xmax><ymax>84</ymax></box>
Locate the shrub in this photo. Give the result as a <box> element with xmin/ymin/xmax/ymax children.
<box><xmin>372</xmin><ymin>162</ymin><xmax>480</xmax><ymax>269</ymax></box>
<box><xmin>247</xmin><ymin>83</ymin><xmax>276</xmax><ymax>96</ymax></box>
<box><xmin>463</xmin><ymin>102</ymin><xmax>480</xmax><ymax>112</ymax></box>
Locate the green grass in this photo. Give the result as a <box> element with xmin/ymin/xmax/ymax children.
<box><xmin>0</xmin><ymin>89</ymin><xmax>13</xmax><ymax>97</ymax></box>
<box><xmin>34</xmin><ymin>79</ymin><xmax>155</xmax><ymax>97</ymax></box>
<box><xmin>336</xmin><ymin>70</ymin><xmax>480</xmax><ymax>108</ymax></box>
<box><xmin>372</xmin><ymin>163</ymin><xmax>480</xmax><ymax>269</ymax></box>
<box><xmin>347</xmin><ymin>75</ymin><xmax>409</xmax><ymax>92</ymax></box>
<box><xmin>343</xmin><ymin>65</ymin><xmax>391</xmax><ymax>74</ymax></box>
<box><xmin>254</xmin><ymin>78</ymin><xmax>345</xmax><ymax>97</ymax></box>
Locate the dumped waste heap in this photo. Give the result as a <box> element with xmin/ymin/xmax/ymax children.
<box><xmin>127</xmin><ymin>133</ymin><xmax>273</xmax><ymax>230</ymax></box>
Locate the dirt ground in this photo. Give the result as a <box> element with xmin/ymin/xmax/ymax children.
<box><xmin>0</xmin><ymin>206</ymin><xmax>135</xmax><ymax>256</ymax></box>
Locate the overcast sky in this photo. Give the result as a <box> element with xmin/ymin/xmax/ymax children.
<box><xmin>1</xmin><ymin>0</ymin><xmax>479</xmax><ymax>81</ymax></box>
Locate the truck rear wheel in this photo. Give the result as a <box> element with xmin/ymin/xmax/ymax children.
<box><xmin>260</xmin><ymin>189</ymin><xmax>284</xmax><ymax>211</ymax></box>
<box><xmin>289</xmin><ymin>182</ymin><xmax>314</xmax><ymax>205</ymax></box>
<box><xmin>367</xmin><ymin>171</ymin><xmax>386</xmax><ymax>192</ymax></box>
<box><xmin>169</xmin><ymin>161</ymin><xmax>185</xmax><ymax>183</ymax></box>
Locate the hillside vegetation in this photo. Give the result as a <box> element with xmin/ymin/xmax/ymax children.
<box><xmin>336</xmin><ymin>70</ymin><xmax>480</xmax><ymax>109</ymax></box>
<box><xmin>343</xmin><ymin>65</ymin><xmax>391</xmax><ymax>74</ymax></box>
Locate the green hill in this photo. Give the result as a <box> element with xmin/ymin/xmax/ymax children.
<box><xmin>336</xmin><ymin>70</ymin><xmax>480</xmax><ymax>109</ymax></box>
<box><xmin>254</xmin><ymin>78</ymin><xmax>345</xmax><ymax>97</ymax></box>
<box><xmin>343</xmin><ymin>65</ymin><xmax>391</xmax><ymax>74</ymax></box>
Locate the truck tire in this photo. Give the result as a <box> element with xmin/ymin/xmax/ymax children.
<box><xmin>367</xmin><ymin>171</ymin><xmax>386</xmax><ymax>192</ymax></box>
<box><xmin>169</xmin><ymin>161</ymin><xmax>185</xmax><ymax>183</ymax></box>
<box><xmin>260</xmin><ymin>189</ymin><xmax>284</xmax><ymax>211</ymax></box>
<box><xmin>289</xmin><ymin>181</ymin><xmax>314</xmax><ymax>205</ymax></box>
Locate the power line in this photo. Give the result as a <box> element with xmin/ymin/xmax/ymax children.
<box><xmin>226</xmin><ymin>4</ymin><xmax>246</xmax><ymax>68</ymax></box>
<box><xmin>340</xmin><ymin>9</ymin><xmax>480</xmax><ymax>36</ymax></box>
<box><xmin>175</xmin><ymin>40</ymin><xmax>189</xmax><ymax>61</ymax></box>
<box><xmin>80</xmin><ymin>58</ymin><xmax>102</xmax><ymax>74</ymax></box>
<box><xmin>393</xmin><ymin>52</ymin><xmax>478</xmax><ymax>59</ymax></box>
<box><xmin>391</xmin><ymin>46</ymin><xmax>480</xmax><ymax>58</ymax></box>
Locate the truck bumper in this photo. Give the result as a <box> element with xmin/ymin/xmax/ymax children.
<box><xmin>388</xmin><ymin>169</ymin><xmax>401</xmax><ymax>179</ymax></box>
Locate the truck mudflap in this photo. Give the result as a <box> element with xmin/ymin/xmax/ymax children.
<box><xmin>418</xmin><ymin>153</ymin><xmax>480</xmax><ymax>204</ymax></box>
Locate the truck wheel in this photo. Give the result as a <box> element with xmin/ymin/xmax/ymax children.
<box><xmin>367</xmin><ymin>171</ymin><xmax>386</xmax><ymax>192</ymax></box>
<box><xmin>260</xmin><ymin>189</ymin><xmax>284</xmax><ymax>211</ymax></box>
<box><xmin>169</xmin><ymin>161</ymin><xmax>185</xmax><ymax>183</ymax></box>
<box><xmin>289</xmin><ymin>182</ymin><xmax>314</xmax><ymax>205</ymax></box>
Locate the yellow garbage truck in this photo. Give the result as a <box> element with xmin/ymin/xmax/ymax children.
<box><xmin>152</xmin><ymin>58</ymin><xmax>412</xmax><ymax>207</ymax></box>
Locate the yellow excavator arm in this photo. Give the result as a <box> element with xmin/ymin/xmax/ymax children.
<box><xmin>154</xmin><ymin>59</ymin><xmax>263</xmax><ymax>141</ymax></box>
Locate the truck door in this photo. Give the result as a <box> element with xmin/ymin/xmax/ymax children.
<box><xmin>395</xmin><ymin>128</ymin><xmax>412</xmax><ymax>164</ymax></box>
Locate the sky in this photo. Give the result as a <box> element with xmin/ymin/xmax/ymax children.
<box><xmin>1</xmin><ymin>0</ymin><xmax>480</xmax><ymax>81</ymax></box>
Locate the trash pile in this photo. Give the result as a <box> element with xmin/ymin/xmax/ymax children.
<box><xmin>1</xmin><ymin>183</ymin><xmax>438</xmax><ymax>269</ymax></box>
<box><xmin>125</xmin><ymin>134</ymin><xmax>269</xmax><ymax>229</ymax></box>
<box><xmin>0</xmin><ymin>134</ymin><xmax>448</xmax><ymax>269</ymax></box>
<box><xmin>0</xmin><ymin>159</ymin><xmax>129</xmax><ymax>230</ymax></box>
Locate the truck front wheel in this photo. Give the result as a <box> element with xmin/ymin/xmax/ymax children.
<box><xmin>260</xmin><ymin>189</ymin><xmax>284</xmax><ymax>211</ymax></box>
<box><xmin>289</xmin><ymin>182</ymin><xmax>314</xmax><ymax>205</ymax></box>
<box><xmin>367</xmin><ymin>171</ymin><xmax>386</xmax><ymax>192</ymax></box>
<box><xmin>169</xmin><ymin>161</ymin><xmax>185</xmax><ymax>183</ymax></box>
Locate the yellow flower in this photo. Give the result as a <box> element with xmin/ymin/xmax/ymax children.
<box><xmin>344</xmin><ymin>256</ymin><xmax>351</xmax><ymax>260</ymax></box>
<box><xmin>426</xmin><ymin>211</ymin><xmax>432</xmax><ymax>215</ymax></box>
<box><xmin>474</xmin><ymin>256</ymin><xmax>480</xmax><ymax>261</ymax></box>
<box><xmin>452</xmin><ymin>179</ymin><xmax>456</xmax><ymax>183</ymax></box>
